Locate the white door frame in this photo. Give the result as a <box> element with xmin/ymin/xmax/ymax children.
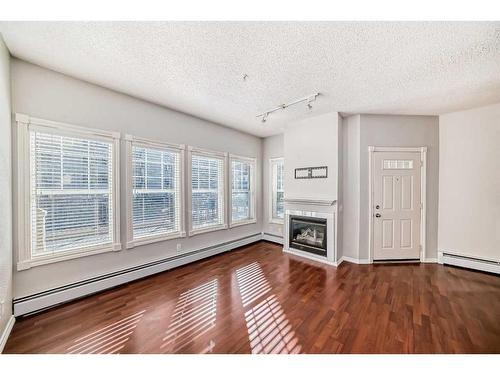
<box><xmin>368</xmin><ymin>146</ymin><xmax>427</xmax><ymax>263</ymax></box>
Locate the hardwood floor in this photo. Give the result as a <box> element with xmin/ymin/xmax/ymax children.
<box><xmin>5</xmin><ymin>241</ymin><xmax>500</xmax><ymax>354</ymax></box>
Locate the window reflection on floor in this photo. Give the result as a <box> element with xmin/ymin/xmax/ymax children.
<box><xmin>236</xmin><ymin>262</ymin><xmax>301</xmax><ymax>354</ymax></box>
<box><xmin>162</xmin><ymin>279</ymin><xmax>218</xmax><ymax>352</ymax></box>
<box><xmin>67</xmin><ymin>310</ymin><xmax>145</xmax><ymax>354</ymax></box>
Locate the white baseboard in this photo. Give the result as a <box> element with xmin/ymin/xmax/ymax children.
<box><xmin>0</xmin><ymin>315</ymin><xmax>15</xmax><ymax>353</ymax></box>
<box><xmin>422</xmin><ymin>258</ymin><xmax>438</xmax><ymax>263</ymax></box>
<box><xmin>13</xmin><ymin>233</ymin><xmax>262</xmax><ymax>317</ymax></box>
<box><xmin>440</xmin><ymin>252</ymin><xmax>500</xmax><ymax>275</ymax></box>
<box><xmin>341</xmin><ymin>256</ymin><xmax>371</xmax><ymax>265</ymax></box>
<box><xmin>283</xmin><ymin>248</ymin><xmax>338</xmax><ymax>266</ymax></box>
<box><xmin>261</xmin><ymin>232</ymin><xmax>283</xmax><ymax>245</ymax></box>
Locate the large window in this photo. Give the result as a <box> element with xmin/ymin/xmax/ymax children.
<box><xmin>270</xmin><ymin>157</ymin><xmax>284</xmax><ymax>223</ymax></box>
<box><xmin>126</xmin><ymin>136</ymin><xmax>184</xmax><ymax>248</ymax></box>
<box><xmin>230</xmin><ymin>155</ymin><xmax>256</xmax><ymax>226</ymax></box>
<box><xmin>16</xmin><ymin>114</ymin><xmax>121</xmax><ymax>270</ymax></box>
<box><xmin>189</xmin><ymin>147</ymin><xmax>227</xmax><ymax>235</ymax></box>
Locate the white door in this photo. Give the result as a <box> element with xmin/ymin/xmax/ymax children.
<box><xmin>372</xmin><ymin>151</ymin><xmax>422</xmax><ymax>260</ymax></box>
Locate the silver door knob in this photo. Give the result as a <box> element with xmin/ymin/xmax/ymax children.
<box><xmin>375</xmin><ymin>213</ymin><xmax>381</xmax><ymax>218</ymax></box>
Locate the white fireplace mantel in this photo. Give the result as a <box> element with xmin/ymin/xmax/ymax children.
<box><xmin>284</xmin><ymin>198</ymin><xmax>337</xmax><ymax>206</ymax></box>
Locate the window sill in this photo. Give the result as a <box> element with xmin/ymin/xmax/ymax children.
<box><xmin>189</xmin><ymin>224</ymin><xmax>228</xmax><ymax>237</ymax></box>
<box><xmin>126</xmin><ymin>231</ymin><xmax>186</xmax><ymax>249</ymax></box>
<box><xmin>229</xmin><ymin>219</ymin><xmax>257</xmax><ymax>228</ymax></box>
<box><xmin>17</xmin><ymin>242</ymin><xmax>122</xmax><ymax>271</ymax></box>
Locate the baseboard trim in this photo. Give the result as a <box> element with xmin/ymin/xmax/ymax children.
<box><xmin>422</xmin><ymin>258</ymin><xmax>438</xmax><ymax>263</ymax></box>
<box><xmin>13</xmin><ymin>233</ymin><xmax>262</xmax><ymax>317</ymax></box>
<box><xmin>283</xmin><ymin>248</ymin><xmax>338</xmax><ymax>266</ymax></box>
<box><xmin>440</xmin><ymin>252</ymin><xmax>500</xmax><ymax>275</ymax></box>
<box><xmin>341</xmin><ymin>256</ymin><xmax>371</xmax><ymax>265</ymax></box>
<box><xmin>261</xmin><ymin>232</ymin><xmax>283</xmax><ymax>245</ymax></box>
<box><xmin>0</xmin><ymin>315</ymin><xmax>15</xmax><ymax>353</ymax></box>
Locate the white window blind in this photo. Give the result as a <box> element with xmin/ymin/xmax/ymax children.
<box><xmin>131</xmin><ymin>145</ymin><xmax>182</xmax><ymax>240</ymax></box>
<box><xmin>191</xmin><ymin>152</ymin><xmax>225</xmax><ymax>231</ymax></box>
<box><xmin>271</xmin><ymin>158</ymin><xmax>284</xmax><ymax>221</ymax></box>
<box><xmin>30</xmin><ymin>131</ymin><xmax>115</xmax><ymax>257</ymax></box>
<box><xmin>231</xmin><ymin>158</ymin><xmax>255</xmax><ymax>224</ymax></box>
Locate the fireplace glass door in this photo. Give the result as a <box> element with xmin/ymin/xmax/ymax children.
<box><xmin>289</xmin><ymin>215</ymin><xmax>327</xmax><ymax>256</ymax></box>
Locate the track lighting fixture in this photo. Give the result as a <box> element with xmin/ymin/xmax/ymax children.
<box><xmin>256</xmin><ymin>93</ymin><xmax>320</xmax><ymax>123</ymax></box>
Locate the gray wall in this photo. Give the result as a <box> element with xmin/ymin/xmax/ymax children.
<box><xmin>341</xmin><ymin>115</ymin><xmax>360</xmax><ymax>260</ymax></box>
<box><xmin>262</xmin><ymin>134</ymin><xmax>284</xmax><ymax>237</ymax></box>
<box><xmin>0</xmin><ymin>36</ymin><xmax>12</xmax><ymax>338</ymax></box>
<box><xmin>439</xmin><ymin>102</ymin><xmax>500</xmax><ymax>262</ymax></box>
<box><xmin>359</xmin><ymin>114</ymin><xmax>439</xmax><ymax>260</ymax></box>
<box><xmin>11</xmin><ymin>59</ymin><xmax>263</xmax><ymax>298</ymax></box>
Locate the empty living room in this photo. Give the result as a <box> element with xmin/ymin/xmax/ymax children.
<box><xmin>0</xmin><ymin>1</ymin><xmax>499</xmax><ymax>372</ymax></box>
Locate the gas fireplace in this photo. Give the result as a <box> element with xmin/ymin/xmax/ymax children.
<box><xmin>288</xmin><ymin>215</ymin><xmax>327</xmax><ymax>256</ymax></box>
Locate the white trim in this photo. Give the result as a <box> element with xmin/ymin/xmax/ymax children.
<box><xmin>368</xmin><ymin>146</ymin><xmax>427</xmax><ymax>264</ymax></box>
<box><xmin>422</xmin><ymin>258</ymin><xmax>438</xmax><ymax>263</ymax></box>
<box><xmin>229</xmin><ymin>154</ymin><xmax>257</xmax><ymax>228</ymax></box>
<box><xmin>187</xmin><ymin>146</ymin><xmax>228</xmax><ymax>236</ymax></box>
<box><xmin>269</xmin><ymin>157</ymin><xmax>284</xmax><ymax>223</ymax></box>
<box><xmin>440</xmin><ymin>252</ymin><xmax>500</xmax><ymax>274</ymax></box>
<box><xmin>13</xmin><ymin>234</ymin><xmax>262</xmax><ymax>317</ymax></box>
<box><xmin>0</xmin><ymin>315</ymin><xmax>15</xmax><ymax>353</ymax></box>
<box><xmin>261</xmin><ymin>232</ymin><xmax>284</xmax><ymax>245</ymax></box>
<box><xmin>284</xmin><ymin>198</ymin><xmax>336</xmax><ymax>206</ymax></box>
<box><xmin>124</xmin><ymin>134</ymin><xmax>186</xmax><ymax>249</ymax></box>
<box><xmin>341</xmin><ymin>255</ymin><xmax>371</xmax><ymax>265</ymax></box>
<box><xmin>15</xmin><ymin>114</ymin><xmax>122</xmax><ymax>270</ymax></box>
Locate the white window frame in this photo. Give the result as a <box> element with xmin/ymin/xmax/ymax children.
<box><xmin>125</xmin><ymin>134</ymin><xmax>186</xmax><ymax>249</ymax></box>
<box><xmin>269</xmin><ymin>157</ymin><xmax>284</xmax><ymax>224</ymax></box>
<box><xmin>187</xmin><ymin>146</ymin><xmax>228</xmax><ymax>236</ymax></box>
<box><xmin>16</xmin><ymin>113</ymin><xmax>121</xmax><ymax>271</ymax></box>
<box><xmin>229</xmin><ymin>154</ymin><xmax>257</xmax><ymax>228</ymax></box>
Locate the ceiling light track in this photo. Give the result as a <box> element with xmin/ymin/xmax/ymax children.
<box><xmin>257</xmin><ymin>93</ymin><xmax>320</xmax><ymax>123</ymax></box>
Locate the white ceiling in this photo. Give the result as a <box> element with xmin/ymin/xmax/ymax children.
<box><xmin>1</xmin><ymin>22</ymin><xmax>499</xmax><ymax>137</ymax></box>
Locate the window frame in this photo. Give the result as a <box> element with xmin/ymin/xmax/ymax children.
<box><xmin>125</xmin><ymin>134</ymin><xmax>186</xmax><ymax>249</ymax></box>
<box><xmin>269</xmin><ymin>157</ymin><xmax>285</xmax><ymax>224</ymax></box>
<box><xmin>187</xmin><ymin>146</ymin><xmax>228</xmax><ymax>236</ymax></box>
<box><xmin>229</xmin><ymin>154</ymin><xmax>257</xmax><ymax>228</ymax></box>
<box><xmin>16</xmin><ymin>113</ymin><xmax>121</xmax><ymax>271</ymax></box>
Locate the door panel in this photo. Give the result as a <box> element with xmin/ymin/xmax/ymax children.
<box><xmin>373</xmin><ymin>151</ymin><xmax>421</xmax><ymax>260</ymax></box>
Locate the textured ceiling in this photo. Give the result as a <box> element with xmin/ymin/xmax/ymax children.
<box><xmin>0</xmin><ymin>22</ymin><xmax>499</xmax><ymax>137</ymax></box>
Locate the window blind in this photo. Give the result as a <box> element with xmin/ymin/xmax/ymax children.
<box><xmin>191</xmin><ymin>153</ymin><xmax>225</xmax><ymax>230</ymax></box>
<box><xmin>231</xmin><ymin>159</ymin><xmax>252</xmax><ymax>222</ymax></box>
<box><xmin>30</xmin><ymin>131</ymin><xmax>114</xmax><ymax>257</ymax></box>
<box><xmin>272</xmin><ymin>159</ymin><xmax>284</xmax><ymax>219</ymax></box>
<box><xmin>132</xmin><ymin>145</ymin><xmax>181</xmax><ymax>239</ymax></box>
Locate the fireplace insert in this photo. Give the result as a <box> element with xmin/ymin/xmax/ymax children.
<box><xmin>289</xmin><ymin>215</ymin><xmax>327</xmax><ymax>256</ymax></box>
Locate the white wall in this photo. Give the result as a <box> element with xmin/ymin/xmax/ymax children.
<box><xmin>284</xmin><ymin>112</ymin><xmax>339</xmax><ymax>201</ymax></box>
<box><xmin>262</xmin><ymin>134</ymin><xmax>284</xmax><ymax>237</ymax></box>
<box><xmin>439</xmin><ymin>102</ymin><xmax>500</xmax><ymax>262</ymax></box>
<box><xmin>341</xmin><ymin>115</ymin><xmax>360</xmax><ymax>260</ymax></box>
<box><xmin>11</xmin><ymin>59</ymin><xmax>263</xmax><ymax>298</ymax></box>
<box><xmin>0</xmin><ymin>36</ymin><xmax>13</xmax><ymax>339</ymax></box>
<box><xmin>359</xmin><ymin>115</ymin><xmax>439</xmax><ymax>261</ymax></box>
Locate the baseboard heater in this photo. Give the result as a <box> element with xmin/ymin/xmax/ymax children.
<box><xmin>13</xmin><ymin>233</ymin><xmax>262</xmax><ymax>317</ymax></box>
<box><xmin>261</xmin><ymin>232</ymin><xmax>284</xmax><ymax>245</ymax></box>
<box><xmin>441</xmin><ymin>252</ymin><xmax>500</xmax><ymax>275</ymax></box>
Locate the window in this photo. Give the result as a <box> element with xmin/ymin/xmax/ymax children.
<box><xmin>125</xmin><ymin>136</ymin><xmax>185</xmax><ymax>248</ymax></box>
<box><xmin>230</xmin><ymin>155</ymin><xmax>256</xmax><ymax>227</ymax></box>
<box><xmin>270</xmin><ymin>158</ymin><xmax>284</xmax><ymax>223</ymax></box>
<box><xmin>189</xmin><ymin>147</ymin><xmax>227</xmax><ymax>235</ymax></box>
<box><xmin>16</xmin><ymin>114</ymin><xmax>121</xmax><ymax>270</ymax></box>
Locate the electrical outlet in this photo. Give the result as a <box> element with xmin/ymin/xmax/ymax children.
<box><xmin>176</xmin><ymin>243</ymin><xmax>182</xmax><ymax>252</ymax></box>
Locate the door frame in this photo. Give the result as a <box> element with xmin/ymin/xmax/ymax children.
<box><xmin>368</xmin><ymin>146</ymin><xmax>427</xmax><ymax>263</ymax></box>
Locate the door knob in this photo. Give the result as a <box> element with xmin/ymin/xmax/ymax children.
<box><xmin>375</xmin><ymin>205</ymin><xmax>380</xmax><ymax>209</ymax></box>
<box><xmin>375</xmin><ymin>213</ymin><xmax>381</xmax><ymax>218</ymax></box>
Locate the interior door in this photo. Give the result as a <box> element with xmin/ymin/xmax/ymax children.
<box><xmin>372</xmin><ymin>151</ymin><xmax>422</xmax><ymax>260</ymax></box>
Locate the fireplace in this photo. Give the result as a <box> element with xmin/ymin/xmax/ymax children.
<box><xmin>288</xmin><ymin>215</ymin><xmax>327</xmax><ymax>257</ymax></box>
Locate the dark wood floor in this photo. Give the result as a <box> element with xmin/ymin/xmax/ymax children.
<box><xmin>5</xmin><ymin>241</ymin><xmax>500</xmax><ymax>354</ymax></box>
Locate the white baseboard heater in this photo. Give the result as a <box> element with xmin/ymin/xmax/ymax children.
<box><xmin>440</xmin><ymin>252</ymin><xmax>500</xmax><ymax>275</ymax></box>
<box><xmin>13</xmin><ymin>233</ymin><xmax>262</xmax><ymax>317</ymax></box>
